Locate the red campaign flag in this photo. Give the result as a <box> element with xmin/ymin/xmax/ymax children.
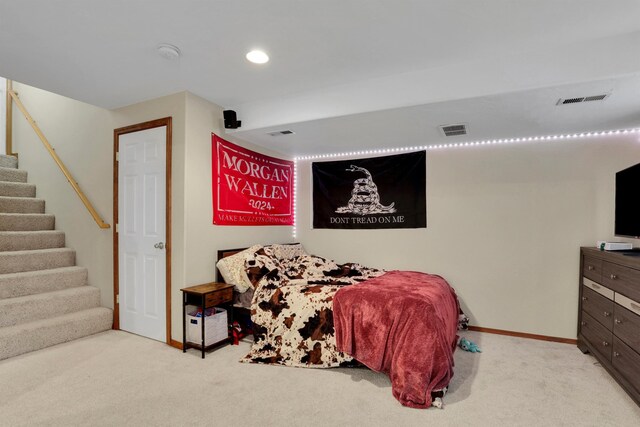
<box><xmin>212</xmin><ymin>134</ymin><xmax>294</xmax><ymax>226</ymax></box>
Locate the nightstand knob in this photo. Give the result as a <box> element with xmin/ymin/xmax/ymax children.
<box><xmin>614</xmin><ymin>352</ymin><xmax>620</xmax><ymax>358</ymax></box>
<box><xmin>610</xmin><ymin>274</ymin><xmax>617</xmax><ymax>280</ymax></box>
<box><xmin>603</xmin><ymin>311</ymin><xmax>611</xmax><ymax>317</ymax></box>
<box><xmin>587</xmin><ymin>265</ymin><xmax>594</xmax><ymax>271</ymax></box>
<box><xmin>602</xmin><ymin>341</ymin><xmax>609</xmax><ymax>347</ymax></box>
<box><xmin>615</xmin><ymin>318</ymin><xmax>622</xmax><ymax>324</ymax></box>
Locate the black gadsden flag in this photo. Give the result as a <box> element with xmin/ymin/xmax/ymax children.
<box><xmin>312</xmin><ymin>151</ymin><xmax>426</xmax><ymax>229</ymax></box>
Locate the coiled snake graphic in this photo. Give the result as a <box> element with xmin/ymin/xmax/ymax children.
<box><xmin>336</xmin><ymin>165</ymin><xmax>396</xmax><ymax>215</ymax></box>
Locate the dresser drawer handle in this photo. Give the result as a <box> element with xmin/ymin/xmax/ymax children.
<box><xmin>614</xmin><ymin>352</ymin><xmax>620</xmax><ymax>358</ymax></box>
<box><xmin>591</xmin><ymin>283</ymin><xmax>601</xmax><ymax>289</ymax></box>
<box><xmin>603</xmin><ymin>311</ymin><xmax>611</xmax><ymax>317</ymax></box>
<box><xmin>615</xmin><ymin>318</ymin><xmax>622</xmax><ymax>324</ymax></box>
<box><xmin>602</xmin><ymin>341</ymin><xmax>609</xmax><ymax>347</ymax></box>
<box><xmin>587</xmin><ymin>265</ymin><xmax>594</xmax><ymax>271</ymax></box>
<box><xmin>580</xmin><ymin>321</ymin><xmax>586</xmax><ymax>326</ymax></box>
<box><xmin>610</xmin><ymin>274</ymin><xmax>617</xmax><ymax>280</ymax></box>
<box><xmin>581</xmin><ymin>296</ymin><xmax>587</xmax><ymax>301</ymax></box>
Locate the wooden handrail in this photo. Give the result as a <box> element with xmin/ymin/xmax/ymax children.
<box><xmin>5</xmin><ymin>79</ymin><xmax>16</xmax><ymax>157</ymax></box>
<box><xmin>8</xmin><ymin>85</ymin><xmax>110</xmax><ymax>229</ymax></box>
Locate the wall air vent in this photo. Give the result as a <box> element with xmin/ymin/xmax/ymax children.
<box><xmin>439</xmin><ymin>124</ymin><xmax>467</xmax><ymax>137</ymax></box>
<box><xmin>267</xmin><ymin>130</ymin><xmax>295</xmax><ymax>136</ymax></box>
<box><xmin>556</xmin><ymin>93</ymin><xmax>610</xmax><ymax>105</ymax></box>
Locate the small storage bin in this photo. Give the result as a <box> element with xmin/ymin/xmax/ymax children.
<box><xmin>186</xmin><ymin>306</ymin><xmax>228</xmax><ymax>346</ymax></box>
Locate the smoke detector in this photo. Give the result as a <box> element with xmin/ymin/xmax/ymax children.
<box><xmin>157</xmin><ymin>44</ymin><xmax>181</xmax><ymax>60</ymax></box>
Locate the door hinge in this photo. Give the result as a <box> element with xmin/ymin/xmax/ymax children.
<box><xmin>115</xmin><ymin>152</ymin><xmax>119</xmax><ymax>162</ymax></box>
<box><xmin>116</xmin><ymin>294</ymin><xmax>119</xmax><ymax>304</ymax></box>
<box><xmin>115</xmin><ymin>223</ymin><xmax>119</xmax><ymax>233</ymax></box>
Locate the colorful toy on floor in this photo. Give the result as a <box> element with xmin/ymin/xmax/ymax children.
<box><xmin>458</xmin><ymin>337</ymin><xmax>481</xmax><ymax>353</ymax></box>
<box><xmin>230</xmin><ymin>321</ymin><xmax>243</xmax><ymax>345</ymax></box>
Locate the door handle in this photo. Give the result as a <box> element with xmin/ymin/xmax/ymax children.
<box><xmin>154</xmin><ymin>242</ymin><xmax>165</xmax><ymax>250</ymax></box>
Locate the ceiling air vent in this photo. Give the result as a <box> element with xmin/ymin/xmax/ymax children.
<box><xmin>267</xmin><ymin>130</ymin><xmax>295</xmax><ymax>136</ymax></box>
<box><xmin>439</xmin><ymin>124</ymin><xmax>467</xmax><ymax>137</ymax></box>
<box><xmin>556</xmin><ymin>93</ymin><xmax>610</xmax><ymax>105</ymax></box>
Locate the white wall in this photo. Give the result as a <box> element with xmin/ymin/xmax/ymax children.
<box><xmin>12</xmin><ymin>81</ymin><xmax>639</xmax><ymax>341</ymax></box>
<box><xmin>296</xmin><ymin>135</ymin><xmax>640</xmax><ymax>339</ymax></box>
<box><xmin>113</xmin><ymin>92</ymin><xmax>292</xmax><ymax>341</ymax></box>
<box><xmin>12</xmin><ymin>85</ymin><xmax>293</xmax><ymax>343</ymax></box>
<box><xmin>183</xmin><ymin>92</ymin><xmax>293</xmax><ymax>283</ymax></box>
<box><xmin>11</xmin><ymin>82</ymin><xmax>115</xmax><ymax>307</ymax></box>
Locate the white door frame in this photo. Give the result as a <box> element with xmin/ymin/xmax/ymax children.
<box><xmin>113</xmin><ymin>117</ymin><xmax>172</xmax><ymax>345</ymax></box>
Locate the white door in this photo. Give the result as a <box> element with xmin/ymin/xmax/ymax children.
<box><xmin>118</xmin><ymin>126</ymin><xmax>166</xmax><ymax>341</ymax></box>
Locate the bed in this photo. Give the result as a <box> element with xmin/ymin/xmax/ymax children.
<box><xmin>216</xmin><ymin>243</ymin><xmax>468</xmax><ymax>408</ymax></box>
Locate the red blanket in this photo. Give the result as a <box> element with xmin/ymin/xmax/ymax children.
<box><xmin>333</xmin><ymin>270</ymin><xmax>460</xmax><ymax>408</ymax></box>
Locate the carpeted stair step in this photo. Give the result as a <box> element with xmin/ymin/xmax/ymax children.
<box><xmin>0</xmin><ymin>307</ymin><xmax>113</xmax><ymax>360</ymax></box>
<box><xmin>0</xmin><ymin>155</ymin><xmax>18</xmax><ymax>169</ymax></box>
<box><xmin>0</xmin><ymin>266</ymin><xmax>87</xmax><ymax>299</ymax></box>
<box><xmin>0</xmin><ymin>285</ymin><xmax>101</xmax><ymax>327</ymax></box>
<box><xmin>0</xmin><ymin>213</ymin><xmax>55</xmax><ymax>231</ymax></box>
<box><xmin>0</xmin><ymin>230</ymin><xmax>65</xmax><ymax>251</ymax></box>
<box><xmin>0</xmin><ymin>166</ymin><xmax>27</xmax><ymax>183</ymax></box>
<box><xmin>0</xmin><ymin>248</ymin><xmax>75</xmax><ymax>274</ymax></box>
<box><xmin>0</xmin><ymin>182</ymin><xmax>36</xmax><ymax>198</ymax></box>
<box><xmin>0</xmin><ymin>196</ymin><xmax>45</xmax><ymax>213</ymax></box>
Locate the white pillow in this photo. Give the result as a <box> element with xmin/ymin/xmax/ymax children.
<box><xmin>216</xmin><ymin>245</ymin><xmax>261</xmax><ymax>293</ymax></box>
<box><xmin>269</xmin><ymin>243</ymin><xmax>307</xmax><ymax>260</ymax></box>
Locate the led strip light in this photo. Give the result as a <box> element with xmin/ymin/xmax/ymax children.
<box><xmin>291</xmin><ymin>127</ymin><xmax>640</xmax><ymax>238</ymax></box>
<box><xmin>294</xmin><ymin>128</ymin><xmax>640</xmax><ymax>161</ymax></box>
<box><xmin>292</xmin><ymin>161</ymin><xmax>297</xmax><ymax>238</ymax></box>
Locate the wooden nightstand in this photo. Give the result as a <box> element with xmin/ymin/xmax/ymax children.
<box><xmin>181</xmin><ymin>282</ymin><xmax>234</xmax><ymax>358</ymax></box>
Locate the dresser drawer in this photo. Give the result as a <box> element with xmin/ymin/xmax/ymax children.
<box><xmin>204</xmin><ymin>288</ymin><xmax>233</xmax><ymax>308</ymax></box>
<box><xmin>581</xmin><ymin>311</ymin><xmax>613</xmax><ymax>361</ymax></box>
<box><xmin>582</xmin><ymin>256</ymin><xmax>603</xmax><ymax>283</ymax></box>
<box><xmin>612</xmin><ymin>337</ymin><xmax>640</xmax><ymax>395</ymax></box>
<box><xmin>603</xmin><ymin>262</ymin><xmax>640</xmax><ymax>303</ymax></box>
<box><xmin>582</xmin><ymin>286</ymin><xmax>614</xmax><ymax>330</ymax></box>
<box><xmin>614</xmin><ymin>303</ymin><xmax>640</xmax><ymax>355</ymax></box>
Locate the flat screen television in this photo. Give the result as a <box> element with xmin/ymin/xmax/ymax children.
<box><xmin>615</xmin><ymin>162</ymin><xmax>640</xmax><ymax>239</ymax></box>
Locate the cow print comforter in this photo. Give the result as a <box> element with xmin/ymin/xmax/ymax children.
<box><xmin>242</xmin><ymin>247</ymin><xmax>384</xmax><ymax>367</ymax></box>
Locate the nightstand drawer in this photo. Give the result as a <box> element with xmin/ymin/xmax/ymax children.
<box><xmin>582</xmin><ymin>286</ymin><xmax>614</xmax><ymax>330</ymax></box>
<box><xmin>181</xmin><ymin>282</ymin><xmax>234</xmax><ymax>358</ymax></box>
<box><xmin>581</xmin><ymin>311</ymin><xmax>613</xmax><ymax>361</ymax></box>
<box><xmin>205</xmin><ymin>288</ymin><xmax>233</xmax><ymax>307</ymax></box>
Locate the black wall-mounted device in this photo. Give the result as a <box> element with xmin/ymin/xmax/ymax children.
<box><xmin>223</xmin><ymin>110</ymin><xmax>242</xmax><ymax>129</ymax></box>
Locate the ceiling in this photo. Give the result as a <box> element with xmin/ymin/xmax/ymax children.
<box><xmin>2</xmin><ymin>1</ymin><xmax>640</xmax><ymax>157</ymax></box>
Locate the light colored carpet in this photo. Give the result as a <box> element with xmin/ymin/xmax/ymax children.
<box><xmin>0</xmin><ymin>330</ymin><xmax>638</xmax><ymax>426</ymax></box>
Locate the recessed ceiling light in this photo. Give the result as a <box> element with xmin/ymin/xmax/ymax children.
<box><xmin>157</xmin><ymin>43</ymin><xmax>181</xmax><ymax>60</ymax></box>
<box><xmin>246</xmin><ymin>50</ymin><xmax>269</xmax><ymax>64</ymax></box>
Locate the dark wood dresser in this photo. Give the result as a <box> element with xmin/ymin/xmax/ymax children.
<box><xmin>578</xmin><ymin>247</ymin><xmax>640</xmax><ymax>405</ymax></box>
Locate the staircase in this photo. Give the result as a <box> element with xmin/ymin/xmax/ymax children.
<box><xmin>0</xmin><ymin>154</ymin><xmax>112</xmax><ymax>360</ymax></box>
